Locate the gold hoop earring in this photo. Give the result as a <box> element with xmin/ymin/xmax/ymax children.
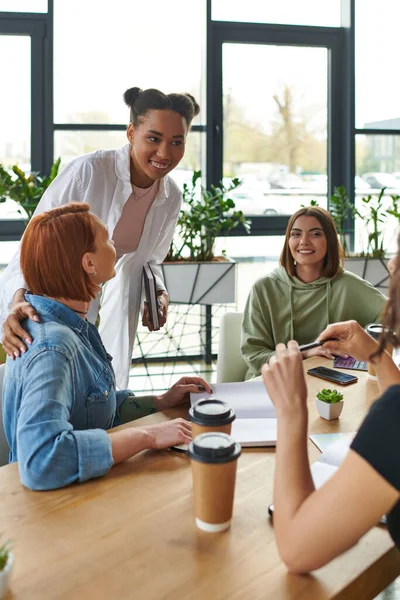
<box><xmin>92</xmin><ymin>271</ymin><xmax>97</xmax><ymax>276</ymax></box>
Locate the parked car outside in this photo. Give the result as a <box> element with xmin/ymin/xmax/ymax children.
<box><xmin>361</xmin><ymin>172</ymin><xmax>400</xmax><ymax>190</ymax></box>
<box><xmin>229</xmin><ymin>187</ymin><xmax>278</xmax><ymax>216</ymax></box>
<box><xmin>269</xmin><ymin>172</ymin><xmax>305</xmax><ymax>189</ymax></box>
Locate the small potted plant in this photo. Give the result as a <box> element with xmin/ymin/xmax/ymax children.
<box><xmin>0</xmin><ymin>539</ymin><xmax>13</xmax><ymax>599</ymax></box>
<box><xmin>316</xmin><ymin>388</ymin><xmax>344</xmax><ymax>420</ymax></box>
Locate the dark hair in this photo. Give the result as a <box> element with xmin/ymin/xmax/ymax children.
<box><xmin>21</xmin><ymin>202</ymin><xmax>100</xmax><ymax>302</ymax></box>
<box><xmin>373</xmin><ymin>235</ymin><xmax>400</xmax><ymax>357</ymax></box>
<box><xmin>280</xmin><ymin>206</ymin><xmax>343</xmax><ymax>278</ymax></box>
<box><xmin>123</xmin><ymin>87</ymin><xmax>200</xmax><ymax>128</ymax></box>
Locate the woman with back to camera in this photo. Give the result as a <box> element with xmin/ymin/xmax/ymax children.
<box><xmin>261</xmin><ymin>249</ymin><xmax>400</xmax><ymax>573</ymax></box>
<box><xmin>241</xmin><ymin>206</ymin><xmax>386</xmax><ymax>379</ymax></box>
<box><xmin>0</xmin><ymin>87</ymin><xmax>200</xmax><ymax>387</ymax></box>
<box><xmin>2</xmin><ymin>203</ymin><xmax>211</xmax><ymax>491</ymax></box>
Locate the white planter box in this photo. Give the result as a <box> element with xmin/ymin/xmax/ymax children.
<box><xmin>344</xmin><ymin>257</ymin><xmax>390</xmax><ymax>295</ymax></box>
<box><xmin>316</xmin><ymin>398</ymin><xmax>344</xmax><ymax>420</ymax></box>
<box><xmin>161</xmin><ymin>261</ymin><xmax>236</xmax><ymax>305</ymax></box>
<box><xmin>0</xmin><ymin>553</ymin><xmax>13</xmax><ymax>599</ymax></box>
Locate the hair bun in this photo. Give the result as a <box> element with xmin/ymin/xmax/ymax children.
<box><xmin>123</xmin><ymin>87</ymin><xmax>142</xmax><ymax>107</ymax></box>
<box><xmin>184</xmin><ymin>93</ymin><xmax>200</xmax><ymax>117</ymax></box>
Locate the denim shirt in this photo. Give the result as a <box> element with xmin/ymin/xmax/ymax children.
<box><xmin>2</xmin><ymin>295</ymin><xmax>132</xmax><ymax>490</ymax></box>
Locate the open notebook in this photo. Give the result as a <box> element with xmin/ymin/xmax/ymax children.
<box><xmin>190</xmin><ymin>380</ymin><xmax>277</xmax><ymax>447</ymax></box>
<box><xmin>309</xmin><ymin>433</ymin><xmax>387</xmax><ymax>525</ymax></box>
<box><xmin>309</xmin><ymin>434</ymin><xmax>355</xmax><ymax>488</ymax></box>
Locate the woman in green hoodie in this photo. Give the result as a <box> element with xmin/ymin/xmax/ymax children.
<box><xmin>241</xmin><ymin>206</ymin><xmax>386</xmax><ymax>379</ymax></box>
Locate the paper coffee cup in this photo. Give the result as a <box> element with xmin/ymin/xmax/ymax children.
<box><xmin>188</xmin><ymin>432</ymin><xmax>241</xmax><ymax>532</ymax></box>
<box><xmin>365</xmin><ymin>324</ymin><xmax>393</xmax><ymax>380</ymax></box>
<box><xmin>189</xmin><ymin>399</ymin><xmax>236</xmax><ymax>437</ymax></box>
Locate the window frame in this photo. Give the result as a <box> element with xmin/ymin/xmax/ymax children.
<box><xmin>0</xmin><ymin>1</ymin><xmax>360</xmax><ymax>247</ymax></box>
<box><xmin>206</xmin><ymin>0</ymin><xmax>354</xmax><ymax>238</ymax></box>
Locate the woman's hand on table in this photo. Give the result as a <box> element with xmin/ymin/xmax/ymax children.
<box><xmin>155</xmin><ymin>377</ymin><xmax>212</xmax><ymax>410</ymax></box>
<box><xmin>144</xmin><ymin>418</ymin><xmax>192</xmax><ymax>449</ymax></box>
<box><xmin>2</xmin><ymin>289</ymin><xmax>39</xmax><ymax>358</ymax></box>
<box><xmin>262</xmin><ymin>341</ymin><xmax>308</xmax><ymax>418</ymax></box>
<box><xmin>318</xmin><ymin>320</ymin><xmax>378</xmax><ymax>362</ymax></box>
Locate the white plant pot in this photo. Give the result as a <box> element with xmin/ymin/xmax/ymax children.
<box><xmin>161</xmin><ymin>260</ymin><xmax>236</xmax><ymax>304</ymax></box>
<box><xmin>0</xmin><ymin>553</ymin><xmax>13</xmax><ymax>599</ymax></box>
<box><xmin>344</xmin><ymin>257</ymin><xmax>390</xmax><ymax>295</ymax></box>
<box><xmin>316</xmin><ymin>399</ymin><xmax>344</xmax><ymax>421</ymax></box>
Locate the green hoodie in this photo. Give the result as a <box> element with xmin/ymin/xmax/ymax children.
<box><xmin>241</xmin><ymin>266</ymin><xmax>386</xmax><ymax>379</ymax></box>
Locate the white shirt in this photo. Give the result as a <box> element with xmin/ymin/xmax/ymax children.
<box><xmin>0</xmin><ymin>144</ymin><xmax>182</xmax><ymax>388</ymax></box>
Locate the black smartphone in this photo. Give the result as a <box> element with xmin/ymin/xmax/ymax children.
<box><xmin>307</xmin><ymin>366</ymin><xmax>358</xmax><ymax>386</ymax></box>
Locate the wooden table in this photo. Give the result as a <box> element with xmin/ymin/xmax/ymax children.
<box><xmin>0</xmin><ymin>357</ymin><xmax>399</xmax><ymax>600</ymax></box>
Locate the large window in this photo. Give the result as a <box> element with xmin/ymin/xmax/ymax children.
<box><xmin>355</xmin><ymin>0</ymin><xmax>400</xmax><ymax>256</ymax></box>
<box><xmin>0</xmin><ymin>35</ymin><xmax>30</xmax><ymax>170</ymax></box>
<box><xmin>355</xmin><ymin>0</ymin><xmax>400</xmax><ymax>129</ymax></box>
<box><xmin>0</xmin><ymin>1</ymin><xmax>47</xmax><ymax>11</ymax></box>
<box><xmin>53</xmin><ymin>0</ymin><xmax>205</xmax><ymax>168</ymax></box>
<box><xmin>222</xmin><ymin>43</ymin><xmax>328</xmax><ymax>216</ymax></box>
<box><xmin>212</xmin><ymin>0</ymin><xmax>341</xmax><ymax>27</ymax></box>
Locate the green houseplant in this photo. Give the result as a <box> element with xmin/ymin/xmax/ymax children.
<box><xmin>0</xmin><ymin>539</ymin><xmax>13</xmax><ymax>598</ymax></box>
<box><xmin>162</xmin><ymin>170</ymin><xmax>251</xmax><ymax>304</ymax></box>
<box><xmin>0</xmin><ymin>158</ymin><xmax>61</xmax><ymax>222</ymax></box>
<box><xmin>329</xmin><ymin>186</ymin><xmax>361</xmax><ymax>257</ymax></box>
<box><xmin>166</xmin><ymin>170</ymin><xmax>251</xmax><ymax>262</ymax></box>
<box><xmin>316</xmin><ymin>388</ymin><xmax>344</xmax><ymax>420</ymax></box>
<box><xmin>328</xmin><ymin>185</ymin><xmax>393</xmax><ymax>294</ymax></box>
<box><xmin>360</xmin><ymin>187</ymin><xmax>388</xmax><ymax>259</ymax></box>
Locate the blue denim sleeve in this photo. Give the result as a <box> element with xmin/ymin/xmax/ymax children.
<box><xmin>16</xmin><ymin>349</ymin><xmax>113</xmax><ymax>490</ymax></box>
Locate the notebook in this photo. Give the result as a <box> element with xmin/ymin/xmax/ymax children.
<box><xmin>190</xmin><ymin>381</ymin><xmax>277</xmax><ymax>447</ymax></box>
<box><xmin>309</xmin><ymin>433</ymin><xmax>355</xmax><ymax>488</ymax></box>
<box><xmin>309</xmin><ymin>432</ymin><xmax>387</xmax><ymax>525</ymax></box>
<box><xmin>142</xmin><ymin>263</ymin><xmax>160</xmax><ymax>330</ymax></box>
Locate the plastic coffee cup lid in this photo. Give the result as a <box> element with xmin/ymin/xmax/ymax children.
<box><xmin>187</xmin><ymin>432</ymin><xmax>241</xmax><ymax>464</ymax></box>
<box><xmin>189</xmin><ymin>399</ymin><xmax>236</xmax><ymax>426</ymax></box>
<box><xmin>365</xmin><ymin>323</ymin><xmax>389</xmax><ymax>339</ymax></box>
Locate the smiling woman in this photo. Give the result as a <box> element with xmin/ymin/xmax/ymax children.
<box><xmin>241</xmin><ymin>206</ymin><xmax>387</xmax><ymax>378</ymax></box>
<box><xmin>0</xmin><ymin>86</ymin><xmax>200</xmax><ymax>388</ymax></box>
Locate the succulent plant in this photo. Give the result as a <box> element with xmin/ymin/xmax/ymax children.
<box><xmin>316</xmin><ymin>388</ymin><xmax>344</xmax><ymax>404</ymax></box>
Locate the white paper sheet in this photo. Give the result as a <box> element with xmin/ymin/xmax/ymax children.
<box><xmin>190</xmin><ymin>380</ymin><xmax>277</xmax><ymax>419</ymax></box>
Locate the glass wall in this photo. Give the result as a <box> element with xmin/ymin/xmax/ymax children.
<box><xmin>355</xmin><ymin>0</ymin><xmax>400</xmax><ymax>257</ymax></box>
<box><xmin>53</xmin><ymin>0</ymin><xmax>205</xmax><ymax>167</ymax></box>
<box><xmin>0</xmin><ymin>0</ymin><xmax>47</xmax><ymax>11</ymax></box>
<box><xmin>355</xmin><ymin>0</ymin><xmax>400</xmax><ymax>130</ymax></box>
<box><xmin>212</xmin><ymin>0</ymin><xmax>341</xmax><ymax>27</ymax></box>
<box><xmin>222</xmin><ymin>43</ymin><xmax>328</xmax><ymax>216</ymax></box>
<box><xmin>0</xmin><ymin>36</ymin><xmax>30</xmax><ymax>171</ymax></box>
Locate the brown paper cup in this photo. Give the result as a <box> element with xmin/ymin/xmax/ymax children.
<box><xmin>189</xmin><ymin>400</ymin><xmax>235</xmax><ymax>437</ymax></box>
<box><xmin>191</xmin><ymin>459</ymin><xmax>238</xmax><ymax>531</ymax></box>
<box><xmin>191</xmin><ymin>422</ymin><xmax>232</xmax><ymax>438</ymax></box>
<box><xmin>188</xmin><ymin>432</ymin><xmax>241</xmax><ymax>533</ymax></box>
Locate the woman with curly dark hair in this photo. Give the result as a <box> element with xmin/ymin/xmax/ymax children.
<box><xmin>0</xmin><ymin>87</ymin><xmax>200</xmax><ymax>387</ymax></box>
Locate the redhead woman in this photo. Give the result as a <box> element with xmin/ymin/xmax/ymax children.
<box><xmin>261</xmin><ymin>249</ymin><xmax>400</xmax><ymax>573</ymax></box>
<box><xmin>241</xmin><ymin>206</ymin><xmax>386</xmax><ymax>378</ymax></box>
<box><xmin>2</xmin><ymin>203</ymin><xmax>211</xmax><ymax>491</ymax></box>
<box><xmin>0</xmin><ymin>86</ymin><xmax>200</xmax><ymax>387</ymax></box>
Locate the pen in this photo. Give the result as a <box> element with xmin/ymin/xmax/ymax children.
<box><xmin>299</xmin><ymin>338</ymin><xmax>338</xmax><ymax>352</ymax></box>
